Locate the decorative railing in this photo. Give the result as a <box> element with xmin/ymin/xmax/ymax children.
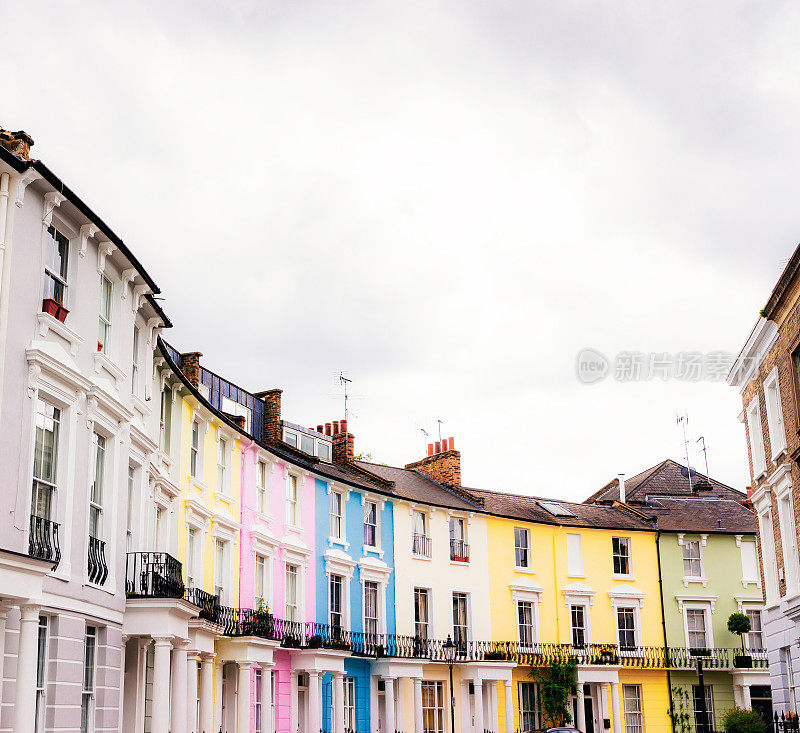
<box><xmin>665</xmin><ymin>646</ymin><xmax>769</xmax><ymax>670</ymax></box>
<box><xmin>88</xmin><ymin>536</ymin><xmax>108</xmax><ymax>586</ymax></box>
<box><xmin>125</xmin><ymin>552</ymin><xmax>184</xmax><ymax>598</ymax></box>
<box><xmin>450</xmin><ymin>538</ymin><xmax>469</xmax><ymax>562</ymax></box>
<box><xmin>28</xmin><ymin>514</ymin><xmax>61</xmax><ymax>570</ymax></box>
<box><xmin>185</xmin><ymin>587</ymin><xmax>219</xmax><ymax>622</ymax></box>
<box><xmin>412</xmin><ymin>533</ymin><xmax>431</xmax><ymax>557</ymax></box>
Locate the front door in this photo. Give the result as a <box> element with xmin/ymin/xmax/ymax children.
<box><xmin>297</xmin><ymin>688</ymin><xmax>307</xmax><ymax>733</ymax></box>
<box><xmin>583</xmin><ymin>684</ymin><xmax>596</xmax><ymax>733</ymax></box>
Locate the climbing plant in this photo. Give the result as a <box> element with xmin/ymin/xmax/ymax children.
<box><xmin>529</xmin><ymin>658</ymin><xmax>578</xmax><ymax>727</ymax></box>
<box><xmin>669</xmin><ymin>685</ymin><xmax>694</xmax><ymax>733</ymax></box>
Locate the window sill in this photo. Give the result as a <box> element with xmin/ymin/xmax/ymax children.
<box><xmin>285</xmin><ymin>523</ymin><xmax>305</xmax><ymax>534</ymax></box>
<box><xmin>450</xmin><ymin>559</ymin><xmax>470</xmax><ymax>566</ymax></box>
<box><xmin>255</xmin><ymin>512</ymin><xmax>272</xmax><ymax>525</ymax></box>
<box><xmin>682</xmin><ymin>577</ymin><xmax>708</xmax><ymax>588</ymax></box>
<box><xmin>36</xmin><ymin>311</ymin><xmax>84</xmax><ymax>356</ymax></box>
<box><xmin>364</xmin><ymin>546</ymin><xmax>383</xmax><ymax>559</ymax></box>
<box><xmin>613</xmin><ymin>573</ymin><xmax>636</xmax><ymax>581</ymax></box>
<box><xmin>772</xmin><ymin>448</ymin><xmax>788</xmax><ymax>463</ymax></box>
<box><xmin>412</xmin><ymin>554</ymin><xmax>433</xmax><ymax>562</ymax></box>
<box><xmin>515</xmin><ymin>566</ymin><xmax>536</xmax><ymax>575</ymax></box>
<box><xmin>93</xmin><ymin>351</ymin><xmax>126</xmax><ymax>387</ymax></box>
<box><xmin>568</xmin><ymin>573</ymin><xmax>586</xmax><ymax>579</ymax></box>
<box><xmin>742</xmin><ymin>579</ymin><xmax>761</xmax><ymax>588</ymax></box>
<box><xmin>215</xmin><ymin>491</ymin><xmax>234</xmax><ymax>507</ymax></box>
<box><xmin>132</xmin><ymin>394</ymin><xmax>151</xmax><ymax>417</ymax></box>
<box><xmin>190</xmin><ymin>477</ymin><xmax>209</xmax><ymax>493</ymax></box>
<box><xmin>328</xmin><ymin>537</ymin><xmax>350</xmax><ymax>551</ymax></box>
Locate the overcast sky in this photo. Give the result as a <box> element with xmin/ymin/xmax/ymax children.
<box><xmin>4</xmin><ymin>1</ymin><xmax>799</xmax><ymax>500</ymax></box>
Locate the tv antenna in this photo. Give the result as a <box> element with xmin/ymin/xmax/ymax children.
<box><xmin>696</xmin><ymin>436</ymin><xmax>710</xmax><ymax>479</ymax></box>
<box><xmin>436</xmin><ymin>418</ymin><xmax>443</xmax><ymax>443</ymax></box>
<box><xmin>339</xmin><ymin>372</ymin><xmax>352</xmax><ymax>420</ymax></box>
<box><xmin>676</xmin><ymin>413</ymin><xmax>693</xmax><ymax>491</ymax></box>
<box><xmin>420</xmin><ymin>427</ymin><xmax>429</xmax><ymax>447</ymax></box>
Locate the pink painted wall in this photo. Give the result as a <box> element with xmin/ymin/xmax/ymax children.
<box><xmin>238</xmin><ymin>446</ymin><xmax>316</xmax><ymax>621</ymax></box>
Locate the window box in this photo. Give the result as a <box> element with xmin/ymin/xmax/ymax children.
<box><xmin>484</xmin><ymin>650</ymin><xmax>510</xmax><ymax>661</ymax></box>
<box><xmin>734</xmin><ymin>654</ymin><xmax>753</xmax><ymax>668</ymax></box>
<box><xmin>597</xmin><ymin>647</ymin><xmax>619</xmax><ymax>665</ymax></box>
<box><xmin>42</xmin><ymin>298</ymin><xmax>69</xmax><ymax>323</ymax></box>
<box><xmin>307</xmin><ymin>635</ymin><xmax>323</xmax><ymax>649</ymax></box>
<box><xmin>281</xmin><ymin>634</ymin><xmax>301</xmax><ymax>648</ymax></box>
<box><xmin>689</xmin><ymin>647</ymin><xmax>711</xmax><ymax>658</ymax></box>
<box><xmin>374</xmin><ymin>643</ymin><xmax>386</xmax><ymax>658</ymax></box>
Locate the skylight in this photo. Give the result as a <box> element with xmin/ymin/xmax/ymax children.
<box><xmin>538</xmin><ymin>500</ymin><xmax>576</xmax><ymax>517</ymax></box>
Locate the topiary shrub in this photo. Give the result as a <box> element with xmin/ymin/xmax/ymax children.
<box><xmin>727</xmin><ymin>613</ymin><xmax>752</xmax><ymax>653</ymax></box>
<box><xmin>722</xmin><ymin>707</ymin><xmax>766</xmax><ymax>733</ymax></box>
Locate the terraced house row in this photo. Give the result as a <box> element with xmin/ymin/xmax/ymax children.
<box><xmin>0</xmin><ymin>126</ymin><xmax>768</xmax><ymax>733</ymax></box>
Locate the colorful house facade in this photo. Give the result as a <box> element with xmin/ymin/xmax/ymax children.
<box><xmin>0</xmin><ymin>125</ymin><xmax>767</xmax><ymax>733</ymax></box>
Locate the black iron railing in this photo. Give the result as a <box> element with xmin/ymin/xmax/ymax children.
<box><xmin>126</xmin><ymin>552</ymin><xmax>184</xmax><ymax>598</ymax></box>
<box><xmin>185</xmin><ymin>587</ymin><xmax>219</xmax><ymax>622</ymax></box>
<box><xmin>412</xmin><ymin>533</ymin><xmax>431</xmax><ymax>557</ymax></box>
<box><xmin>774</xmin><ymin>712</ymin><xmax>800</xmax><ymax>733</ymax></box>
<box><xmin>450</xmin><ymin>538</ymin><xmax>469</xmax><ymax>561</ymax></box>
<box><xmin>88</xmin><ymin>536</ymin><xmax>108</xmax><ymax>585</ymax></box>
<box><xmin>29</xmin><ymin>515</ymin><xmax>60</xmax><ymax>570</ymax></box>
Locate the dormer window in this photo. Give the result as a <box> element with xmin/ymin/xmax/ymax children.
<box><xmin>281</xmin><ymin>424</ymin><xmax>332</xmax><ymax>460</ymax></box>
<box><xmin>43</xmin><ymin>225</ymin><xmax>69</xmax><ymax>305</ymax></box>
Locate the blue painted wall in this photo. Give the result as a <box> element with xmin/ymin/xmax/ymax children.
<box><xmin>321</xmin><ymin>660</ymin><xmax>372</xmax><ymax>733</ymax></box>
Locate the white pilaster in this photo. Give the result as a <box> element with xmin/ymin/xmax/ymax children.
<box><xmin>742</xmin><ymin>684</ymin><xmax>752</xmax><ymax>710</ymax></box>
<box><xmin>385</xmin><ymin>677</ymin><xmax>396</xmax><ymax>733</ymax></box>
<box><xmin>151</xmin><ymin>636</ymin><xmax>173</xmax><ymax>733</ymax></box>
<box><xmin>308</xmin><ymin>670</ymin><xmax>321</xmax><ymax>733</ymax></box>
<box><xmin>187</xmin><ymin>652</ymin><xmax>198</xmax><ymax>733</ymax></box>
<box><xmin>370</xmin><ymin>675</ymin><xmax>379</xmax><ymax>733</ymax></box>
<box><xmin>504</xmin><ymin>680</ymin><xmax>514</xmax><ymax>733</ymax></box>
<box><xmin>12</xmin><ymin>604</ymin><xmax>41</xmax><ymax>733</ymax></box>
<box><xmin>290</xmin><ymin>671</ymin><xmax>298</xmax><ymax>733</ymax></box>
<box><xmin>396</xmin><ymin>677</ymin><xmax>406</xmax><ymax>733</ymax></box>
<box><xmin>261</xmin><ymin>666</ymin><xmax>273</xmax><ymax>733</ymax></box>
<box><xmin>474</xmin><ymin>680</ymin><xmax>485</xmax><ymax>733</ymax></box>
<box><xmin>238</xmin><ymin>663</ymin><xmax>252</xmax><ymax>733</ymax></box>
<box><xmin>462</xmin><ymin>680</ymin><xmax>471</xmax><ymax>733</ymax></box>
<box><xmin>215</xmin><ymin>659</ymin><xmax>224</xmax><ymax>731</ymax></box>
<box><xmin>489</xmin><ymin>682</ymin><xmax>499</xmax><ymax>732</ymax></box>
<box><xmin>577</xmin><ymin>684</ymin><xmax>586</xmax><ymax>733</ymax></box>
<box><xmin>610</xmin><ymin>681</ymin><xmax>622</xmax><ymax>733</ymax></box>
<box><xmin>333</xmin><ymin>672</ymin><xmax>345</xmax><ymax>733</ymax></box>
<box><xmin>414</xmin><ymin>677</ymin><xmax>424</xmax><ymax>733</ymax></box>
<box><xmin>200</xmin><ymin>653</ymin><xmax>215</xmax><ymax>733</ymax></box>
<box><xmin>0</xmin><ymin>604</ymin><xmax>11</xmax><ymax>713</ymax></box>
<box><xmin>171</xmin><ymin>640</ymin><xmax>189</xmax><ymax>733</ymax></box>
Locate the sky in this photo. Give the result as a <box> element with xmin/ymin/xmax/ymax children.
<box><xmin>3</xmin><ymin>0</ymin><xmax>800</xmax><ymax>500</ymax></box>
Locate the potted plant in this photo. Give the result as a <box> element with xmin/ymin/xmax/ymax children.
<box><xmin>307</xmin><ymin>635</ymin><xmax>323</xmax><ymax>649</ymax></box>
<box><xmin>690</xmin><ymin>648</ymin><xmax>712</xmax><ymax>658</ymax></box>
<box><xmin>598</xmin><ymin>645</ymin><xmax>618</xmax><ymax>664</ymax></box>
<box><xmin>374</xmin><ymin>643</ymin><xmax>385</xmax><ymax>658</ymax></box>
<box><xmin>42</xmin><ymin>298</ymin><xmax>59</xmax><ymax>318</ymax></box>
<box><xmin>728</xmin><ymin>612</ymin><xmax>753</xmax><ymax>668</ymax></box>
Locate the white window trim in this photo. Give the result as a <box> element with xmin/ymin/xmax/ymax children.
<box><xmin>566</xmin><ymin>533</ymin><xmax>585</xmax><ymax>578</ymax></box>
<box><xmin>774</xmin><ymin>466</ymin><xmax>800</xmax><ymax>597</ymax></box>
<box><xmin>678</xmin><ymin>534</ymin><xmax>709</xmax><ymax>587</ymax></box>
<box><xmin>746</xmin><ymin>396</ymin><xmax>767</xmax><ymax>479</ymax></box>
<box><xmin>763</xmin><ymin>367</ymin><xmax>787</xmax><ymax>461</ymax></box>
<box><xmin>450</xmin><ymin>587</ymin><xmax>472</xmax><ymax>644</ymax></box>
<box><xmin>612</xmin><ymin>536</ymin><xmax>635</xmax><ymax>580</ymax></box>
<box><xmin>255</xmin><ymin>453</ymin><xmax>275</xmax><ymax>521</ymax></box>
<box><xmin>409</xmin><ymin>504</ymin><xmax>433</xmax><ymax>561</ymax></box>
<box><xmin>609</xmin><ymin>585</ymin><xmax>645</xmax><ymax>653</ymax></box>
<box><xmin>284</xmin><ymin>467</ymin><xmax>308</xmax><ymax>532</ymax></box>
<box><xmin>680</xmin><ymin>601</ymin><xmax>716</xmax><ymax>651</ymax></box>
<box><xmin>283</xmin><ymin>557</ymin><xmax>307</xmax><ymax>624</ymax></box>
<box><xmin>511</xmin><ymin>581</ymin><xmax>543</xmax><ymax>648</ymax></box>
<box><xmin>254</xmin><ymin>552</ymin><xmax>270</xmax><ymax>610</ymax></box>
<box><xmin>326</xmin><ymin>483</ymin><xmax>349</xmax><ymax>550</ymax></box>
<box><xmin>359</xmin><ymin>557</ymin><xmax>391</xmax><ymax>638</ymax></box>
<box><xmin>324</xmin><ymin>550</ymin><xmax>357</xmax><ymax>632</ymax></box>
<box><xmin>754</xmin><ymin>497</ymin><xmax>779</xmax><ymax>605</ymax></box>
<box><xmin>734</xmin><ymin>535</ymin><xmax>762</xmax><ymax>588</ymax></box>
<box><xmin>568</xmin><ymin>602</ymin><xmax>592</xmax><ymax>648</ymax></box>
<box><xmin>514</xmin><ymin>527</ymin><xmax>534</xmax><ymax>573</ymax></box>
<box><xmin>361</xmin><ymin>493</ymin><xmax>384</xmax><ymax>557</ymax></box>
<box><xmin>413</xmin><ymin>585</ymin><xmax>436</xmax><ymax>640</ymax></box>
<box><xmin>448</xmin><ymin>511</ymin><xmax>470</xmax><ymax>565</ymax></box>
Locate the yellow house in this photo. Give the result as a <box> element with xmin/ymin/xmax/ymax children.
<box><xmin>472</xmin><ymin>489</ymin><xmax>671</xmax><ymax>733</ymax></box>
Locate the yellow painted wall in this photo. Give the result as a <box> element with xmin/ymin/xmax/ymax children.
<box><xmin>173</xmin><ymin>396</ymin><xmax>242</xmax><ymax>606</ymax></box>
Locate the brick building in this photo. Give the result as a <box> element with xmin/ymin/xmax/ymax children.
<box><xmin>729</xmin><ymin>244</ymin><xmax>800</xmax><ymax>712</ymax></box>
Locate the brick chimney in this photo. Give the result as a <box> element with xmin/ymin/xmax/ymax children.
<box><xmin>405</xmin><ymin>437</ymin><xmax>461</xmax><ymax>491</ymax></box>
<box><xmin>332</xmin><ymin>418</ymin><xmax>354</xmax><ymax>464</ymax></box>
<box><xmin>255</xmin><ymin>389</ymin><xmax>282</xmax><ymax>444</ymax></box>
<box><xmin>0</xmin><ymin>129</ymin><xmax>34</xmax><ymax>161</ymax></box>
<box><xmin>224</xmin><ymin>413</ymin><xmax>246</xmax><ymax>431</ymax></box>
<box><xmin>180</xmin><ymin>351</ymin><xmax>203</xmax><ymax>390</ymax></box>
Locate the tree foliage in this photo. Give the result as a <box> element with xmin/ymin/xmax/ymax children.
<box><xmin>727</xmin><ymin>613</ymin><xmax>751</xmax><ymax>652</ymax></box>
<box><xmin>529</xmin><ymin>658</ymin><xmax>578</xmax><ymax>727</ymax></box>
<box><xmin>722</xmin><ymin>708</ymin><xmax>765</xmax><ymax>733</ymax></box>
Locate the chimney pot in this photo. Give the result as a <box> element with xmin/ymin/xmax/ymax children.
<box><xmin>618</xmin><ymin>473</ymin><xmax>626</xmax><ymax>504</ymax></box>
<box><xmin>316</xmin><ymin>424</ymin><xmax>323</xmax><ymax>433</ymax></box>
<box><xmin>340</xmin><ymin>419</ymin><xmax>348</xmax><ymax>434</ymax></box>
<box><xmin>434</xmin><ymin>441</ymin><xmax>441</xmax><ymax>454</ymax></box>
<box><xmin>333</xmin><ymin>421</ymin><xmax>340</xmax><ymax>436</ymax></box>
<box><xmin>427</xmin><ymin>443</ymin><xmax>434</xmax><ymax>456</ymax></box>
<box><xmin>325</xmin><ymin>423</ymin><xmax>332</xmax><ymax>436</ymax></box>
<box><xmin>448</xmin><ymin>437</ymin><xmax>454</xmax><ymax>450</ymax></box>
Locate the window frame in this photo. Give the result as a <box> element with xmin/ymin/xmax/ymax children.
<box><xmin>329</xmin><ymin>490</ymin><xmax>344</xmax><ymax>541</ymax></box>
<box><xmin>612</xmin><ymin>536</ymin><xmax>632</xmax><ymax>577</ymax></box>
<box><xmin>745</xmin><ymin>608</ymin><xmax>764</xmax><ymax>652</ymax></box>
<box><xmin>746</xmin><ymin>395</ymin><xmax>767</xmax><ymax>478</ymax></box>
<box><xmin>517</xmin><ymin>599</ymin><xmax>536</xmax><ymax>648</ymax></box>
<box><xmin>97</xmin><ymin>273</ymin><xmax>112</xmax><ymax>355</ymax></box>
<box><xmin>615</xmin><ymin>606</ymin><xmax>638</xmax><ymax>651</ymax></box>
<box><xmin>414</xmin><ymin>587</ymin><xmax>431</xmax><ymax>640</ymax></box>
<box><xmin>452</xmin><ymin>590</ymin><xmax>469</xmax><ymax>647</ymax></box>
<box><xmin>88</xmin><ymin>431</ymin><xmax>106</xmax><ymax>541</ymax></box>
<box><xmin>364</xmin><ymin>580</ymin><xmax>380</xmax><ymax>639</ymax></box>
<box><xmin>43</xmin><ymin>225</ymin><xmax>70</xmax><ymax>306</ymax></box>
<box><xmin>255</xmin><ymin>553</ymin><xmax>267</xmax><ymax>608</ymax></box>
<box><xmin>622</xmin><ymin>684</ymin><xmax>644</xmax><ymax>733</ymax></box>
<box><xmin>217</xmin><ymin>436</ymin><xmax>228</xmax><ymax>494</ymax></box>
<box><xmin>190</xmin><ymin>419</ymin><xmax>201</xmax><ymax>478</ymax></box>
<box><xmin>683</xmin><ymin>605</ymin><xmax>714</xmax><ymax>652</ymax></box>
<box><xmin>421</xmin><ymin>680</ymin><xmax>445</xmax><ymax>733</ymax></box>
<box><xmin>286</xmin><ymin>472</ymin><xmax>301</xmax><ymax>528</ymax></box>
<box><xmin>35</xmin><ymin>615</ymin><xmax>48</xmax><ymax>733</ymax></box>
<box><xmin>515</xmin><ymin>527</ymin><xmax>531</xmax><ymax>570</ymax></box>
<box><xmin>570</xmin><ymin>604</ymin><xmax>589</xmax><ymax>649</ymax></box>
<box><xmin>285</xmin><ymin>563</ymin><xmax>299</xmax><ymax>622</ymax></box>
<box><xmin>682</xmin><ymin>538</ymin><xmax>705</xmax><ymax>582</ymax></box>
<box><xmin>330</xmin><ymin>573</ymin><xmax>344</xmax><ymax>632</ymax></box>
<box><xmin>256</xmin><ymin>459</ymin><xmax>268</xmax><ymax>514</ymax></box>
<box><xmin>364</xmin><ymin>500</ymin><xmax>378</xmax><ymax>548</ymax></box>
<box><xmin>80</xmin><ymin>625</ymin><xmax>97</xmax><ymax>733</ymax></box>
<box><xmin>764</xmin><ymin>366</ymin><xmax>787</xmax><ymax>459</ymax></box>
<box><xmin>518</xmin><ymin>682</ymin><xmax>539</xmax><ymax>733</ymax></box>
<box><xmin>692</xmin><ymin>684</ymin><xmax>715</xmax><ymax>733</ymax></box>
<box><xmin>31</xmin><ymin>397</ymin><xmax>61</xmax><ymax>523</ymax></box>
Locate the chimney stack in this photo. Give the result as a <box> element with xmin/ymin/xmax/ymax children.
<box><xmin>254</xmin><ymin>388</ymin><xmax>282</xmax><ymax>444</ymax></box>
<box><xmin>618</xmin><ymin>474</ymin><xmax>626</xmax><ymax>504</ymax></box>
<box><xmin>406</xmin><ymin>437</ymin><xmax>461</xmax><ymax>491</ymax></box>
<box><xmin>331</xmin><ymin>421</ymin><xmax>354</xmax><ymax>464</ymax></box>
<box><xmin>0</xmin><ymin>129</ymin><xmax>34</xmax><ymax>161</ymax></box>
<box><xmin>180</xmin><ymin>352</ymin><xmax>203</xmax><ymax>390</ymax></box>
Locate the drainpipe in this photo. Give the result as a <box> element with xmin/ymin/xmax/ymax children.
<box><xmin>0</xmin><ymin>170</ymin><xmax>17</xmax><ymax>432</ymax></box>
<box><xmin>656</xmin><ymin>531</ymin><xmax>676</xmax><ymax>731</ymax></box>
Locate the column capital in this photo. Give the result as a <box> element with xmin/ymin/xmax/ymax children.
<box><xmin>152</xmin><ymin>635</ymin><xmax>174</xmax><ymax>647</ymax></box>
<box><xmin>307</xmin><ymin>669</ymin><xmax>320</xmax><ymax>679</ymax></box>
<box><xmin>332</xmin><ymin>670</ymin><xmax>344</xmax><ymax>679</ymax></box>
<box><xmin>173</xmin><ymin>638</ymin><xmax>191</xmax><ymax>650</ymax></box>
<box><xmin>19</xmin><ymin>603</ymin><xmax>42</xmax><ymax>621</ymax></box>
<box><xmin>200</xmin><ymin>652</ymin><xmax>216</xmax><ymax>662</ymax></box>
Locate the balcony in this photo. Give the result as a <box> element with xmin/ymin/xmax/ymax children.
<box><xmin>450</xmin><ymin>538</ymin><xmax>469</xmax><ymax>562</ymax></box>
<box><xmin>88</xmin><ymin>536</ymin><xmax>108</xmax><ymax>586</ymax></box>
<box><xmin>28</xmin><ymin>515</ymin><xmax>61</xmax><ymax>570</ymax></box>
<box><xmin>185</xmin><ymin>586</ymin><xmax>219</xmax><ymax>622</ymax></box>
<box><xmin>125</xmin><ymin>551</ymin><xmax>183</xmax><ymax>599</ymax></box>
<box><xmin>412</xmin><ymin>533</ymin><xmax>431</xmax><ymax>557</ymax></box>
